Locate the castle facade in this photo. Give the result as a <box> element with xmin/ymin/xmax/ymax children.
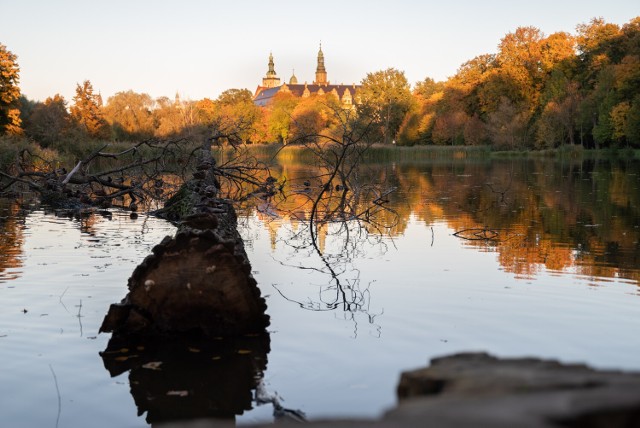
<box><xmin>253</xmin><ymin>45</ymin><xmax>360</xmax><ymax>107</ymax></box>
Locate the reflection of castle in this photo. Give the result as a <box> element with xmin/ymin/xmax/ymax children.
<box><xmin>253</xmin><ymin>44</ymin><xmax>360</xmax><ymax>107</ymax></box>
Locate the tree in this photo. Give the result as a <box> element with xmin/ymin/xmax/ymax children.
<box><xmin>216</xmin><ymin>88</ymin><xmax>254</xmax><ymax>106</ymax></box>
<box><xmin>24</xmin><ymin>94</ymin><xmax>70</xmax><ymax>146</ymax></box>
<box><xmin>267</xmin><ymin>92</ymin><xmax>299</xmax><ymax>144</ymax></box>
<box><xmin>414</xmin><ymin>77</ymin><xmax>443</xmax><ymax>100</ymax></box>
<box><xmin>486</xmin><ymin>96</ymin><xmax>531</xmax><ymax>149</ymax></box>
<box><xmin>0</xmin><ymin>43</ymin><xmax>22</xmax><ymax>134</ymax></box>
<box><xmin>104</xmin><ymin>90</ymin><xmax>155</xmax><ymax>140</ymax></box>
<box><xmin>624</xmin><ymin>94</ymin><xmax>640</xmax><ymax>146</ymax></box>
<box><xmin>289</xmin><ymin>93</ymin><xmax>343</xmax><ymax>144</ymax></box>
<box><xmin>211</xmin><ymin>88</ymin><xmax>263</xmax><ymax>144</ymax></box>
<box><xmin>357</xmin><ymin>68</ymin><xmax>413</xmax><ymax>144</ymax></box>
<box><xmin>70</xmin><ymin>80</ymin><xmax>110</xmax><ymax>139</ymax></box>
<box><xmin>495</xmin><ymin>27</ymin><xmax>546</xmax><ymax>110</ymax></box>
<box><xmin>576</xmin><ymin>18</ymin><xmax>622</xmax><ymax>85</ymax></box>
<box><xmin>540</xmin><ymin>32</ymin><xmax>576</xmax><ymax>73</ymax></box>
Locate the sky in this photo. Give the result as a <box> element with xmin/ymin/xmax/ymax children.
<box><xmin>1</xmin><ymin>0</ymin><xmax>638</xmax><ymax>103</ymax></box>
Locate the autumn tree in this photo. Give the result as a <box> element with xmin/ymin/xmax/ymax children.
<box><xmin>289</xmin><ymin>93</ymin><xmax>343</xmax><ymax>143</ymax></box>
<box><xmin>397</xmin><ymin>77</ymin><xmax>445</xmax><ymax>146</ymax></box>
<box><xmin>429</xmin><ymin>55</ymin><xmax>496</xmax><ymax>145</ymax></box>
<box><xmin>104</xmin><ymin>90</ymin><xmax>155</xmax><ymax>140</ymax></box>
<box><xmin>70</xmin><ymin>80</ymin><xmax>110</xmax><ymax>139</ymax></box>
<box><xmin>210</xmin><ymin>88</ymin><xmax>264</xmax><ymax>143</ymax></box>
<box><xmin>154</xmin><ymin>96</ymin><xmax>184</xmax><ymax>137</ymax></box>
<box><xmin>357</xmin><ymin>68</ymin><xmax>413</xmax><ymax>144</ymax></box>
<box><xmin>0</xmin><ymin>43</ymin><xmax>22</xmax><ymax>135</ymax></box>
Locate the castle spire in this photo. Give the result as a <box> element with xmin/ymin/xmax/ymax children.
<box><xmin>314</xmin><ymin>42</ymin><xmax>328</xmax><ymax>85</ymax></box>
<box><xmin>262</xmin><ymin>52</ymin><xmax>281</xmax><ymax>88</ymax></box>
<box><xmin>267</xmin><ymin>52</ymin><xmax>276</xmax><ymax>77</ymax></box>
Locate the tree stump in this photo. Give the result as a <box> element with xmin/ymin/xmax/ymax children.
<box><xmin>100</xmin><ymin>160</ymin><xmax>269</xmax><ymax>337</ymax></box>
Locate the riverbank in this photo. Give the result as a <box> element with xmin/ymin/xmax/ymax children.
<box><xmin>230</xmin><ymin>142</ymin><xmax>640</xmax><ymax>165</ymax></box>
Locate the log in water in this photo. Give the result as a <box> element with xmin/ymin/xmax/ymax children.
<box><xmin>100</xmin><ymin>161</ymin><xmax>270</xmax><ymax>338</ymax></box>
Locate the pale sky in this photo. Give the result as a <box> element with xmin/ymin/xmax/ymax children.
<box><xmin>1</xmin><ymin>0</ymin><xmax>637</xmax><ymax>103</ymax></box>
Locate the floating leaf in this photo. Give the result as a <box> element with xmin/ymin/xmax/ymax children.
<box><xmin>142</xmin><ymin>361</ymin><xmax>163</xmax><ymax>370</ymax></box>
<box><xmin>212</xmin><ymin>356</ymin><xmax>222</xmax><ymax>360</ymax></box>
<box><xmin>166</xmin><ymin>390</ymin><xmax>189</xmax><ymax>397</ymax></box>
<box><xmin>237</xmin><ymin>349</ymin><xmax>252</xmax><ymax>355</ymax></box>
<box><xmin>188</xmin><ymin>347</ymin><xmax>201</xmax><ymax>353</ymax></box>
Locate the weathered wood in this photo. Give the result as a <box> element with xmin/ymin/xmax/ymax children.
<box><xmin>100</xmin><ymin>160</ymin><xmax>270</xmax><ymax>337</ymax></box>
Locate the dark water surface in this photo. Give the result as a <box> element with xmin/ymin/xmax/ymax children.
<box><xmin>0</xmin><ymin>157</ymin><xmax>638</xmax><ymax>426</ymax></box>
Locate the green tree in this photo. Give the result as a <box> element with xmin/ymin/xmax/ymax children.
<box><xmin>413</xmin><ymin>77</ymin><xmax>443</xmax><ymax>100</ymax></box>
<box><xmin>24</xmin><ymin>94</ymin><xmax>70</xmax><ymax>146</ymax></box>
<box><xmin>216</xmin><ymin>88</ymin><xmax>254</xmax><ymax>106</ymax></box>
<box><xmin>357</xmin><ymin>68</ymin><xmax>413</xmax><ymax>144</ymax></box>
<box><xmin>267</xmin><ymin>92</ymin><xmax>299</xmax><ymax>144</ymax></box>
<box><xmin>70</xmin><ymin>80</ymin><xmax>110</xmax><ymax>139</ymax></box>
<box><xmin>104</xmin><ymin>90</ymin><xmax>155</xmax><ymax>140</ymax></box>
<box><xmin>624</xmin><ymin>94</ymin><xmax>640</xmax><ymax>146</ymax></box>
<box><xmin>0</xmin><ymin>43</ymin><xmax>22</xmax><ymax>134</ymax></box>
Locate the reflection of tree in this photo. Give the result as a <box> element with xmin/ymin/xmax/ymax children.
<box><xmin>259</xmin><ymin>156</ymin><xmax>640</xmax><ymax>287</ymax></box>
<box><xmin>271</xmin><ymin>220</ymin><xmax>385</xmax><ymax>338</ymax></box>
<box><xmin>430</xmin><ymin>158</ymin><xmax>640</xmax><ymax>284</ymax></box>
<box><xmin>100</xmin><ymin>333</ymin><xmax>270</xmax><ymax>426</ymax></box>
<box><xmin>0</xmin><ymin>200</ymin><xmax>24</xmax><ymax>282</ymax></box>
<box><xmin>258</xmin><ymin>107</ymin><xmax>395</xmax><ymax>336</ymax></box>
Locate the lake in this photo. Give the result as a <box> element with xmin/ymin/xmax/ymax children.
<box><xmin>1</xmin><ymin>155</ymin><xmax>639</xmax><ymax>426</ymax></box>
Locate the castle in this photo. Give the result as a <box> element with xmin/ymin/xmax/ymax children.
<box><xmin>253</xmin><ymin>45</ymin><xmax>360</xmax><ymax>107</ymax></box>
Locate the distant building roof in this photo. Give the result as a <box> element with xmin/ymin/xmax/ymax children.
<box><xmin>253</xmin><ymin>86</ymin><xmax>282</xmax><ymax>107</ymax></box>
<box><xmin>254</xmin><ymin>83</ymin><xmax>360</xmax><ymax>106</ymax></box>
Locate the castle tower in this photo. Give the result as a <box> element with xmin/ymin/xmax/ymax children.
<box><xmin>314</xmin><ymin>43</ymin><xmax>328</xmax><ymax>85</ymax></box>
<box><xmin>262</xmin><ymin>52</ymin><xmax>281</xmax><ymax>88</ymax></box>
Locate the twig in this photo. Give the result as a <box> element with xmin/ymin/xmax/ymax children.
<box><xmin>49</xmin><ymin>364</ymin><xmax>61</xmax><ymax>428</ymax></box>
<box><xmin>58</xmin><ymin>286</ymin><xmax>69</xmax><ymax>313</ymax></box>
<box><xmin>77</xmin><ymin>299</ymin><xmax>83</xmax><ymax>337</ymax></box>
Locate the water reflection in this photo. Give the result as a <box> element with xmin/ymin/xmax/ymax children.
<box><xmin>100</xmin><ymin>333</ymin><xmax>270</xmax><ymax>426</ymax></box>
<box><xmin>0</xmin><ymin>200</ymin><xmax>25</xmax><ymax>283</ymax></box>
<box><xmin>257</xmin><ymin>156</ymin><xmax>640</xmax><ymax>286</ymax></box>
<box><xmin>267</xmin><ymin>219</ymin><xmax>386</xmax><ymax>338</ymax></box>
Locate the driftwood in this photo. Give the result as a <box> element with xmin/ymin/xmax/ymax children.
<box><xmin>100</xmin><ymin>159</ymin><xmax>270</xmax><ymax>338</ymax></box>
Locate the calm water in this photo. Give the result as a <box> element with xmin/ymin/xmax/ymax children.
<box><xmin>1</xmin><ymin>157</ymin><xmax>639</xmax><ymax>427</ymax></box>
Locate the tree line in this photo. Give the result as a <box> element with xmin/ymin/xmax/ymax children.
<box><xmin>1</xmin><ymin>15</ymin><xmax>638</xmax><ymax>150</ymax></box>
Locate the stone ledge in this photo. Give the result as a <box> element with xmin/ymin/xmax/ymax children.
<box><xmin>233</xmin><ymin>352</ymin><xmax>640</xmax><ymax>428</ymax></box>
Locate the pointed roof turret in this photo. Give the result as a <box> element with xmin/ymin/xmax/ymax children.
<box><xmin>289</xmin><ymin>69</ymin><xmax>298</xmax><ymax>85</ymax></box>
<box><xmin>262</xmin><ymin>52</ymin><xmax>281</xmax><ymax>88</ymax></box>
<box><xmin>314</xmin><ymin>42</ymin><xmax>328</xmax><ymax>85</ymax></box>
<box><xmin>267</xmin><ymin>52</ymin><xmax>277</xmax><ymax>78</ymax></box>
